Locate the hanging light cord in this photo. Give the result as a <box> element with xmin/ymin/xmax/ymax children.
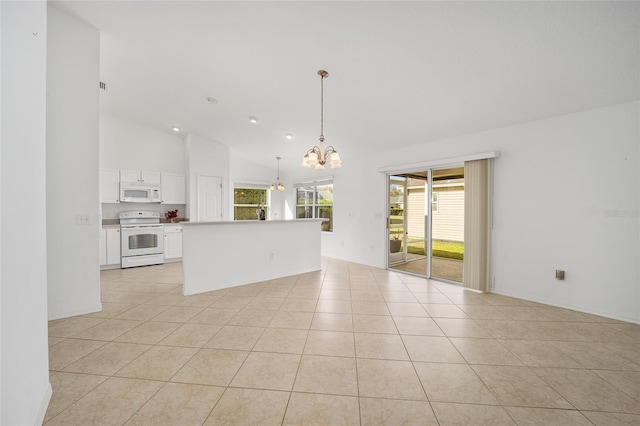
<box><xmin>319</xmin><ymin>72</ymin><xmax>325</xmax><ymax>144</ymax></box>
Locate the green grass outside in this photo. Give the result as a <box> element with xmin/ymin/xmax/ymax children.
<box><xmin>389</xmin><ymin>214</ymin><xmax>463</xmax><ymax>260</ymax></box>
<box><xmin>406</xmin><ymin>239</ymin><xmax>464</xmax><ymax>261</ymax></box>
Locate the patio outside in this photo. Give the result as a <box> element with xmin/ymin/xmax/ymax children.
<box><xmin>389</xmin><ymin>170</ymin><xmax>464</xmax><ymax>282</ymax></box>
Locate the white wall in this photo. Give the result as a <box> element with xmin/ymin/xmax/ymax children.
<box><xmin>486</xmin><ymin>102</ymin><xmax>639</xmax><ymax>323</ymax></box>
<box><xmin>185</xmin><ymin>133</ymin><xmax>230</xmax><ymax>220</ymax></box>
<box><xmin>1</xmin><ymin>1</ymin><xmax>52</xmax><ymax>424</ymax></box>
<box><xmin>284</xmin><ymin>101</ymin><xmax>639</xmax><ymax>323</ymax></box>
<box><xmin>100</xmin><ymin>112</ymin><xmax>185</xmax><ymax>173</ymax></box>
<box><xmin>47</xmin><ymin>6</ymin><xmax>101</xmax><ymax>320</ymax></box>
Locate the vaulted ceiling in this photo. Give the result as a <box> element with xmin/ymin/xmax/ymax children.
<box><xmin>53</xmin><ymin>1</ymin><xmax>639</xmax><ymax>170</ymax></box>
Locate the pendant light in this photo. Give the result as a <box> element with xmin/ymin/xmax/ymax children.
<box><xmin>270</xmin><ymin>156</ymin><xmax>285</xmax><ymax>191</ymax></box>
<box><xmin>301</xmin><ymin>70</ymin><xmax>342</xmax><ymax>169</ymax></box>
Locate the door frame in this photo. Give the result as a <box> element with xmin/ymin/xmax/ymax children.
<box><xmin>387</xmin><ymin>175</ymin><xmax>408</xmax><ymax>265</ymax></box>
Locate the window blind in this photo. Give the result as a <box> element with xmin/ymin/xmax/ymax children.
<box><xmin>293</xmin><ymin>176</ymin><xmax>334</xmax><ymax>188</ymax></box>
<box><xmin>233</xmin><ymin>181</ymin><xmax>270</xmax><ymax>190</ymax></box>
<box><xmin>462</xmin><ymin>158</ymin><xmax>491</xmax><ymax>292</ymax></box>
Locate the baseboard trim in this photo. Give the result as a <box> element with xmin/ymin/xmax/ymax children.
<box><xmin>490</xmin><ymin>289</ymin><xmax>640</xmax><ymax>324</ymax></box>
<box><xmin>48</xmin><ymin>303</ymin><xmax>102</xmax><ymax>321</ymax></box>
<box><xmin>35</xmin><ymin>382</ymin><xmax>53</xmax><ymax>426</ymax></box>
<box><xmin>100</xmin><ymin>264</ymin><xmax>121</xmax><ymax>270</ymax></box>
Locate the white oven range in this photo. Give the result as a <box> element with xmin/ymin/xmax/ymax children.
<box><xmin>119</xmin><ymin>211</ymin><xmax>164</xmax><ymax>268</ymax></box>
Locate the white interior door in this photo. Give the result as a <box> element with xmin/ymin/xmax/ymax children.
<box><xmin>197</xmin><ymin>175</ymin><xmax>222</xmax><ymax>221</ymax></box>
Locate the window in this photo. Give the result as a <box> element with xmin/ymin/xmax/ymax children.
<box><xmin>295</xmin><ymin>179</ymin><xmax>333</xmax><ymax>232</ymax></box>
<box><xmin>432</xmin><ymin>192</ymin><xmax>439</xmax><ymax>213</ymax></box>
<box><xmin>233</xmin><ymin>186</ymin><xmax>269</xmax><ymax>220</ymax></box>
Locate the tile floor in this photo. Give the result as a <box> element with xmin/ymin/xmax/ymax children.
<box><xmin>46</xmin><ymin>258</ymin><xmax>640</xmax><ymax>425</ymax></box>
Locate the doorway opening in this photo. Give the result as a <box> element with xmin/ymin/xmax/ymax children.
<box><xmin>387</xmin><ymin>167</ymin><xmax>465</xmax><ymax>282</ymax></box>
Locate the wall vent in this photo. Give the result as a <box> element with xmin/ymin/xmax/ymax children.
<box><xmin>99</xmin><ymin>81</ymin><xmax>106</xmax><ymax>91</ymax></box>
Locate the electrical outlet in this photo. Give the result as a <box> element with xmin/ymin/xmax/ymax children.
<box><xmin>269</xmin><ymin>252</ymin><xmax>275</xmax><ymax>261</ymax></box>
<box><xmin>76</xmin><ymin>214</ymin><xmax>91</xmax><ymax>225</ymax></box>
<box><xmin>490</xmin><ymin>276</ymin><xmax>496</xmax><ymax>289</ymax></box>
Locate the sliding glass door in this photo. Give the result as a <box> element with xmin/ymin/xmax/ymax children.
<box><xmin>430</xmin><ymin>167</ymin><xmax>464</xmax><ymax>282</ymax></box>
<box><xmin>387</xmin><ymin>167</ymin><xmax>465</xmax><ymax>283</ymax></box>
<box><xmin>388</xmin><ymin>173</ymin><xmax>429</xmax><ymax>277</ymax></box>
<box><xmin>388</xmin><ymin>176</ymin><xmax>407</xmax><ymax>265</ymax></box>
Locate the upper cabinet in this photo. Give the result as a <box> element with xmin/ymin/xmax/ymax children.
<box><xmin>120</xmin><ymin>169</ymin><xmax>161</xmax><ymax>184</ymax></box>
<box><xmin>162</xmin><ymin>172</ymin><xmax>186</xmax><ymax>204</ymax></box>
<box><xmin>100</xmin><ymin>168</ymin><xmax>185</xmax><ymax>204</ymax></box>
<box><xmin>99</xmin><ymin>168</ymin><xmax>120</xmax><ymax>203</ymax></box>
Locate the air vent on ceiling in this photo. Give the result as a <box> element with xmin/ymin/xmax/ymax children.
<box><xmin>99</xmin><ymin>81</ymin><xmax>106</xmax><ymax>91</ymax></box>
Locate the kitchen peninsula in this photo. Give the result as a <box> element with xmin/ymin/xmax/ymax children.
<box><xmin>181</xmin><ymin>219</ymin><xmax>326</xmax><ymax>295</ymax></box>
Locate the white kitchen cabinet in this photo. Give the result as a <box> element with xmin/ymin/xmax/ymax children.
<box><xmin>106</xmin><ymin>227</ymin><xmax>121</xmax><ymax>265</ymax></box>
<box><xmin>161</xmin><ymin>172</ymin><xmax>186</xmax><ymax>204</ymax></box>
<box><xmin>120</xmin><ymin>169</ymin><xmax>161</xmax><ymax>184</ymax></box>
<box><xmin>99</xmin><ymin>228</ymin><xmax>107</xmax><ymax>266</ymax></box>
<box><xmin>99</xmin><ymin>168</ymin><xmax>120</xmax><ymax>203</ymax></box>
<box><xmin>164</xmin><ymin>225</ymin><xmax>183</xmax><ymax>260</ymax></box>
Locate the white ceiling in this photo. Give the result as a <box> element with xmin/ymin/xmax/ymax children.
<box><xmin>53</xmin><ymin>1</ymin><xmax>639</xmax><ymax>170</ymax></box>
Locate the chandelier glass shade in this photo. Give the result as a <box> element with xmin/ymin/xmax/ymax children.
<box><xmin>301</xmin><ymin>70</ymin><xmax>342</xmax><ymax>169</ymax></box>
<box><xmin>270</xmin><ymin>156</ymin><xmax>285</xmax><ymax>191</ymax></box>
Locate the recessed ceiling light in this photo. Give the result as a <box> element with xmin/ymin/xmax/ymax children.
<box><xmin>249</xmin><ymin>116</ymin><xmax>259</xmax><ymax>124</ymax></box>
<box><xmin>285</xmin><ymin>133</ymin><xmax>293</xmax><ymax>140</ymax></box>
<box><xmin>206</xmin><ymin>97</ymin><xmax>217</xmax><ymax>104</ymax></box>
<box><xmin>172</xmin><ymin>126</ymin><xmax>180</xmax><ymax>132</ymax></box>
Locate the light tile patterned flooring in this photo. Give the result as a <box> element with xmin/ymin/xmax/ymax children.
<box><xmin>46</xmin><ymin>258</ymin><xmax>640</xmax><ymax>425</ymax></box>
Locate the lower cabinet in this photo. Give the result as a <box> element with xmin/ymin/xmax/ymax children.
<box><xmin>106</xmin><ymin>228</ymin><xmax>121</xmax><ymax>265</ymax></box>
<box><xmin>164</xmin><ymin>225</ymin><xmax>183</xmax><ymax>260</ymax></box>
<box><xmin>100</xmin><ymin>226</ymin><xmax>121</xmax><ymax>267</ymax></box>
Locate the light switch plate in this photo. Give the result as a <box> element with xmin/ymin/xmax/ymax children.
<box><xmin>76</xmin><ymin>214</ymin><xmax>91</xmax><ymax>225</ymax></box>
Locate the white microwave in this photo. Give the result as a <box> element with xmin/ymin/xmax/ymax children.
<box><xmin>120</xmin><ymin>182</ymin><xmax>162</xmax><ymax>203</ymax></box>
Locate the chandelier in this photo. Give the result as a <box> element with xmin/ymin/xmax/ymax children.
<box><xmin>270</xmin><ymin>156</ymin><xmax>285</xmax><ymax>191</ymax></box>
<box><xmin>301</xmin><ymin>70</ymin><xmax>342</xmax><ymax>169</ymax></box>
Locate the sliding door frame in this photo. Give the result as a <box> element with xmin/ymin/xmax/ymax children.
<box><xmin>426</xmin><ymin>170</ymin><xmax>433</xmax><ymax>278</ymax></box>
<box><xmin>382</xmin><ymin>152</ymin><xmax>499</xmax><ymax>282</ymax></box>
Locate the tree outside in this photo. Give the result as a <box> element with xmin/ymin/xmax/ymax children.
<box><xmin>234</xmin><ymin>188</ymin><xmax>268</xmax><ymax>220</ymax></box>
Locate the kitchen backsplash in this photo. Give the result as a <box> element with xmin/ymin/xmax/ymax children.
<box><xmin>101</xmin><ymin>203</ymin><xmax>186</xmax><ymax>221</ymax></box>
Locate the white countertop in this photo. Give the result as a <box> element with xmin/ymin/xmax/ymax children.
<box><xmin>102</xmin><ymin>222</ymin><xmax>185</xmax><ymax>228</ymax></box>
<box><xmin>181</xmin><ymin>219</ymin><xmax>326</xmax><ymax>227</ymax></box>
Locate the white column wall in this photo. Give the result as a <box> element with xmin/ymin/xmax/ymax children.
<box><xmin>1</xmin><ymin>1</ymin><xmax>52</xmax><ymax>424</ymax></box>
<box><xmin>284</xmin><ymin>101</ymin><xmax>639</xmax><ymax>322</ymax></box>
<box><xmin>46</xmin><ymin>6</ymin><xmax>101</xmax><ymax>320</ymax></box>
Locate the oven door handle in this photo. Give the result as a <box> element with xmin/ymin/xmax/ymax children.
<box><xmin>121</xmin><ymin>225</ymin><xmax>164</xmax><ymax>230</ymax></box>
